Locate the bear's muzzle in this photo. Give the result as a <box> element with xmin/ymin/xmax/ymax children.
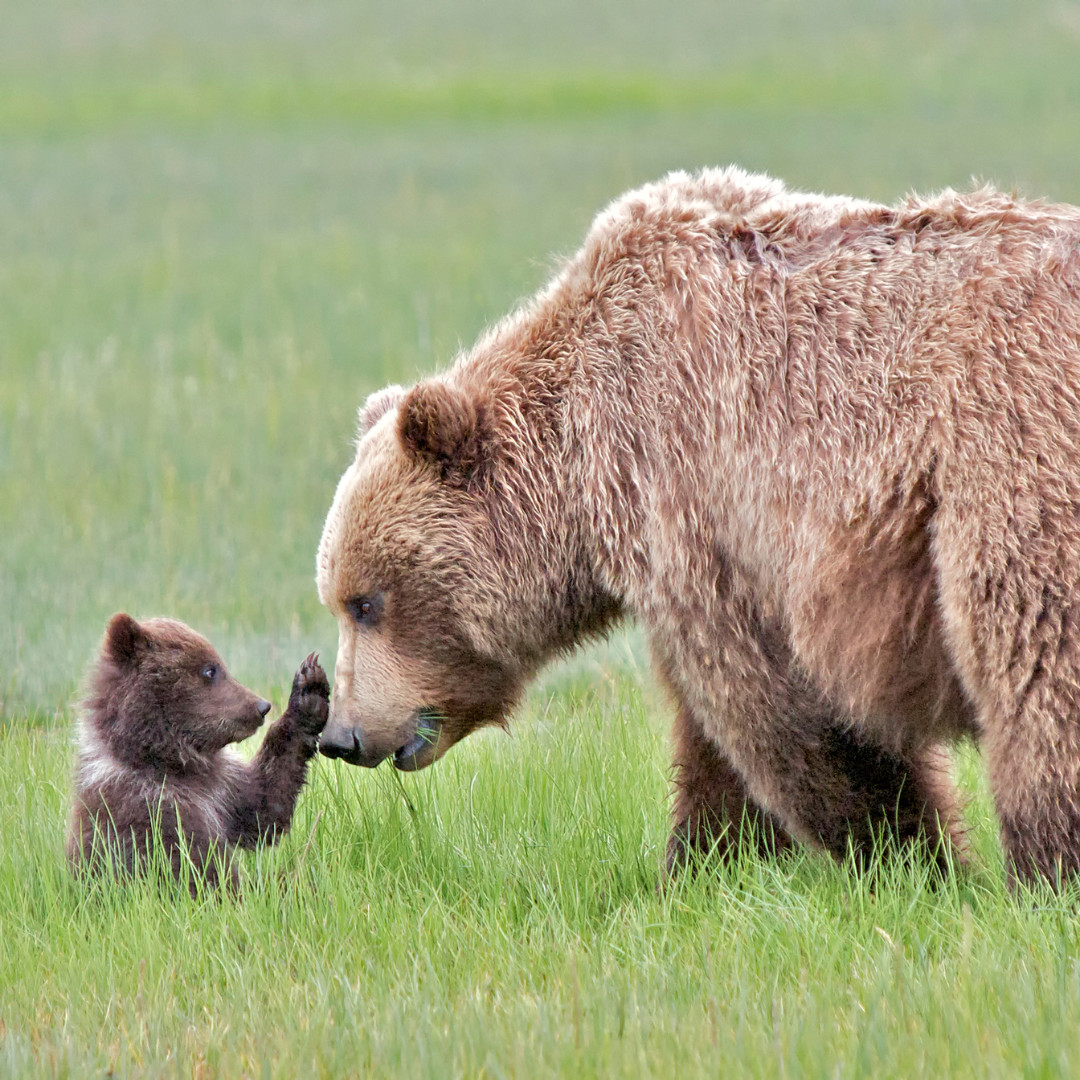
<box><xmin>319</xmin><ymin>711</ymin><xmax>444</xmax><ymax>770</ymax></box>
<box><xmin>318</xmin><ymin>720</ymin><xmax>385</xmax><ymax>767</ymax></box>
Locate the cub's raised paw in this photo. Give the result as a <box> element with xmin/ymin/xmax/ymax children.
<box><xmin>289</xmin><ymin>652</ymin><xmax>330</xmax><ymax>735</ymax></box>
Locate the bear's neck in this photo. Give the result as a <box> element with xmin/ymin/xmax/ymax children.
<box><xmin>452</xmin><ymin>278</ymin><xmax>667</xmax><ymax>666</ymax></box>
<box><xmin>483</xmin><ymin>234</ymin><xmax>746</xmax><ymax>612</ymax></box>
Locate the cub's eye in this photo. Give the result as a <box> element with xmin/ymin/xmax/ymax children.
<box><xmin>347</xmin><ymin>594</ymin><xmax>382</xmax><ymax>628</ymax></box>
<box><xmin>201</xmin><ymin>664</ymin><xmax>218</xmax><ymax>682</ymax></box>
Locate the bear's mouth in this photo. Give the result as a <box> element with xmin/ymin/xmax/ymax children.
<box><xmin>392</xmin><ymin>710</ymin><xmax>444</xmax><ymax>772</ymax></box>
<box><xmin>236</xmin><ymin>713</ymin><xmax>266</xmax><ymax>740</ymax></box>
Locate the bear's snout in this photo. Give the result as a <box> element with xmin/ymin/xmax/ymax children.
<box><xmin>319</xmin><ymin>710</ymin><xmax>444</xmax><ymax>770</ymax></box>
<box><xmin>318</xmin><ymin>719</ymin><xmax>385</xmax><ymax>767</ymax></box>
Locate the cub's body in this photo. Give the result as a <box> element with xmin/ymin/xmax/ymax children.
<box><xmin>69</xmin><ymin>614</ymin><xmax>328</xmax><ymax>889</ymax></box>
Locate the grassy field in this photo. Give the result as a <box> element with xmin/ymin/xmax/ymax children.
<box><xmin>3</xmin><ymin>1</ymin><xmax>1080</xmax><ymax>1075</ymax></box>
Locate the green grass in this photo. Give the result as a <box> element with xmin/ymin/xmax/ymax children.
<box><xmin>7</xmin><ymin>686</ymin><xmax>1080</xmax><ymax>1078</ymax></box>
<box><xmin>3</xmin><ymin>0</ymin><xmax>1080</xmax><ymax>1075</ymax></box>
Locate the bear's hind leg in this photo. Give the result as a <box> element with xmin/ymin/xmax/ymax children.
<box><xmin>935</xmin><ymin>506</ymin><xmax>1080</xmax><ymax>888</ymax></box>
<box><xmin>964</xmin><ymin>595</ymin><xmax>1080</xmax><ymax>887</ymax></box>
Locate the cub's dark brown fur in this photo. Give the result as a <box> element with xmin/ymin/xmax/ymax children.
<box><xmin>68</xmin><ymin>613</ymin><xmax>329</xmax><ymax>890</ymax></box>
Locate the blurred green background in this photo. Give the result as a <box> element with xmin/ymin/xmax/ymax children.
<box><xmin>2</xmin><ymin>0</ymin><xmax>1079</xmax><ymax>713</ymax></box>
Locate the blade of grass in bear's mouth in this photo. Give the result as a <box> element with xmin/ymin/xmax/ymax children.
<box><xmin>396</xmin><ymin>712</ymin><xmax>443</xmax><ymax>760</ymax></box>
<box><xmin>416</xmin><ymin>707</ymin><xmax>444</xmax><ymax>732</ymax></box>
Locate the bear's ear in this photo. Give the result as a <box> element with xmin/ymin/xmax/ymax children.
<box><xmin>398</xmin><ymin>381</ymin><xmax>485</xmax><ymax>483</ymax></box>
<box><xmin>104</xmin><ymin>612</ymin><xmax>149</xmax><ymax>665</ymax></box>
<box><xmin>357</xmin><ymin>384</ymin><xmax>405</xmax><ymax>441</ymax></box>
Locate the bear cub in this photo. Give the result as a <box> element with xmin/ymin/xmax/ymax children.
<box><xmin>68</xmin><ymin>612</ymin><xmax>330</xmax><ymax>890</ymax></box>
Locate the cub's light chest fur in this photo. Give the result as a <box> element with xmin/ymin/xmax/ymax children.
<box><xmin>74</xmin><ymin>717</ymin><xmax>236</xmax><ymax>836</ymax></box>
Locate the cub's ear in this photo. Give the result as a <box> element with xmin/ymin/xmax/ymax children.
<box><xmin>357</xmin><ymin>384</ymin><xmax>405</xmax><ymax>442</ymax></box>
<box><xmin>104</xmin><ymin>612</ymin><xmax>149</xmax><ymax>665</ymax></box>
<box><xmin>398</xmin><ymin>381</ymin><xmax>485</xmax><ymax>483</ymax></box>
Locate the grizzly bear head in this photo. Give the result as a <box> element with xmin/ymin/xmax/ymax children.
<box><xmin>86</xmin><ymin>613</ymin><xmax>273</xmax><ymax>771</ymax></box>
<box><xmin>314</xmin><ymin>379</ymin><xmax>541</xmax><ymax>770</ymax></box>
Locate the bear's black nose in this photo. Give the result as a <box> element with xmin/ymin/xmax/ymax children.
<box><xmin>318</xmin><ymin>723</ymin><xmax>361</xmax><ymax>763</ymax></box>
<box><xmin>318</xmin><ymin>722</ymin><xmax>387</xmax><ymax>766</ymax></box>
<box><xmin>256</xmin><ymin>699</ymin><xmax>272</xmax><ymax>718</ymax></box>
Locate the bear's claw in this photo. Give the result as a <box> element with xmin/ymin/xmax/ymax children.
<box><xmin>290</xmin><ymin>652</ymin><xmax>330</xmax><ymax>735</ymax></box>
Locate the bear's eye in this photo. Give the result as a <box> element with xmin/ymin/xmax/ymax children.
<box><xmin>347</xmin><ymin>594</ymin><xmax>381</xmax><ymax>628</ymax></box>
<box><xmin>201</xmin><ymin>663</ymin><xmax>218</xmax><ymax>682</ymax></box>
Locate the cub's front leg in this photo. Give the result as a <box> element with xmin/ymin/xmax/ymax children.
<box><xmin>228</xmin><ymin>653</ymin><xmax>330</xmax><ymax>848</ymax></box>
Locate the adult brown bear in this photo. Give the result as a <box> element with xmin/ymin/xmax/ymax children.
<box><xmin>316</xmin><ymin>167</ymin><xmax>1080</xmax><ymax>888</ymax></box>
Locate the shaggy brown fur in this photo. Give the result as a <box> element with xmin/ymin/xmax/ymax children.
<box><xmin>68</xmin><ymin>614</ymin><xmax>329</xmax><ymax>890</ymax></box>
<box><xmin>317</xmin><ymin>166</ymin><xmax>1080</xmax><ymax>888</ymax></box>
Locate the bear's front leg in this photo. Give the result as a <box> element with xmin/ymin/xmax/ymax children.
<box><xmin>665</xmin><ymin>699</ymin><xmax>793</xmax><ymax>877</ymax></box>
<box><xmin>654</xmin><ymin>567</ymin><xmax>961</xmax><ymax>875</ymax></box>
<box><xmin>228</xmin><ymin>653</ymin><xmax>330</xmax><ymax>848</ymax></box>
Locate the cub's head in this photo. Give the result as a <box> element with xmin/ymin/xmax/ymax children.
<box><xmin>315</xmin><ymin>380</ymin><xmax>525</xmax><ymax>771</ymax></box>
<box><xmin>85</xmin><ymin>613</ymin><xmax>272</xmax><ymax>770</ymax></box>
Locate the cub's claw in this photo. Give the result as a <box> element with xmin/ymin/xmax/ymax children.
<box><xmin>294</xmin><ymin>652</ymin><xmax>330</xmax><ymax>695</ymax></box>
<box><xmin>290</xmin><ymin>652</ymin><xmax>330</xmax><ymax>735</ymax></box>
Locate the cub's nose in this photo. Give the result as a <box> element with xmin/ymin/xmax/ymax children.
<box><xmin>256</xmin><ymin>699</ymin><xmax>272</xmax><ymax>718</ymax></box>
